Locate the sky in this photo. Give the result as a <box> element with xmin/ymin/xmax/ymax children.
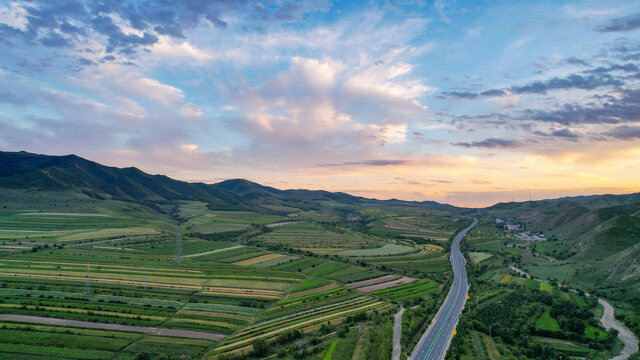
<box><xmin>1</xmin><ymin>0</ymin><xmax>640</xmax><ymax>207</ymax></box>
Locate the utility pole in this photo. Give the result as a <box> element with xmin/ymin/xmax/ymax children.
<box><xmin>84</xmin><ymin>264</ymin><xmax>91</xmax><ymax>296</ymax></box>
<box><xmin>144</xmin><ymin>265</ymin><xmax>148</xmax><ymax>290</ymax></box>
<box><xmin>174</xmin><ymin>227</ymin><xmax>183</xmax><ymax>266</ymax></box>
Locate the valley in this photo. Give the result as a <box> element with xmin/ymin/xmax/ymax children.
<box><xmin>0</xmin><ymin>152</ymin><xmax>639</xmax><ymax>360</ymax></box>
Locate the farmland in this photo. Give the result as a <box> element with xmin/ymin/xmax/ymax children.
<box><xmin>0</xmin><ymin>178</ymin><xmax>471</xmax><ymax>360</ymax></box>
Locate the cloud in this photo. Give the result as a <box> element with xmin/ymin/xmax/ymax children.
<box><xmin>317</xmin><ymin>159</ymin><xmax>414</xmax><ymax>167</ymax></box>
<box><xmin>454</xmin><ymin>137</ymin><xmax>524</xmax><ymax>149</ymax></box>
<box><xmin>597</xmin><ymin>12</ymin><xmax>640</xmax><ymax>32</ymax></box>
<box><xmin>442</xmin><ymin>61</ymin><xmax>636</xmax><ymax>100</ymax></box>
<box><xmin>534</xmin><ymin>128</ymin><xmax>582</xmax><ymax>139</ymax></box>
<box><xmin>0</xmin><ymin>3</ymin><xmax>28</xmax><ymax>31</ymax></box>
<box><xmin>521</xmin><ymin>88</ymin><xmax>640</xmax><ymax>125</ymax></box>
<box><xmin>434</xmin><ymin>0</ymin><xmax>451</xmax><ymax>23</ymax></box>
<box><xmin>510</xmin><ymin>73</ymin><xmax>623</xmax><ymax>94</ymax></box>
<box><xmin>605</xmin><ymin>125</ymin><xmax>640</xmax><ymax>140</ymax></box>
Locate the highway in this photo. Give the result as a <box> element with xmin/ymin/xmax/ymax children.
<box><xmin>409</xmin><ymin>218</ymin><xmax>478</xmax><ymax>360</ymax></box>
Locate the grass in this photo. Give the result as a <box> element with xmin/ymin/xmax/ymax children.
<box><xmin>540</xmin><ymin>282</ymin><xmax>553</xmax><ymax>292</ymax></box>
<box><xmin>332</xmin><ymin>328</ymin><xmax>360</xmax><ymax>360</ymax></box>
<box><xmin>292</xmin><ymin>277</ymin><xmax>331</xmax><ymax>292</ymax></box>
<box><xmin>469</xmin><ymin>252</ymin><xmax>492</xmax><ymax>263</ymax></box>
<box><xmin>535</xmin><ymin>309</ymin><xmax>560</xmax><ymax>332</ymax></box>
<box><xmin>584</xmin><ymin>325</ymin><xmax>607</xmax><ymax>340</ymax></box>
<box><xmin>324</xmin><ymin>340</ymin><xmax>338</xmax><ymax>359</ymax></box>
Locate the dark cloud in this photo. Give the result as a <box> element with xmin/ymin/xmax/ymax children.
<box><xmin>597</xmin><ymin>12</ymin><xmax>640</xmax><ymax>32</ymax></box>
<box><xmin>317</xmin><ymin>159</ymin><xmax>412</xmax><ymax>167</ymax></box>
<box><xmin>442</xmin><ymin>91</ymin><xmax>478</xmax><ymax>99</ymax></box>
<box><xmin>442</xmin><ymin>60</ymin><xmax>637</xmax><ymax>99</ymax></box>
<box><xmin>534</xmin><ymin>128</ymin><xmax>582</xmax><ymax>139</ymax></box>
<box><xmin>413</xmin><ymin>131</ymin><xmax>424</xmax><ymax>136</ymax></box>
<box><xmin>565</xmin><ymin>57</ymin><xmax>588</xmax><ymax>66</ymax></box>
<box><xmin>605</xmin><ymin>125</ymin><xmax>640</xmax><ymax>140</ymax></box>
<box><xmin>2</xmin><ymin>0</ymin><xmax>325</xmax><ymax>62</ymax></box>
<box><xmin>480</xmin><ymin>89</ymin><xmax>506</xmax><ymax>97</ymax></box>
<box><xmin>521</xmin><ymin>88</ymin><xmax>640</xmax><ymax>125</ymax></box>
<box><xmin>510</xmin><ymin>73</ymin><xmax>623</xmax><ymax>94</ymax></box>
<box><xmin>454</xmin><ymin>137</ymin><xmax>524</xmax><ymax>149</ymax></box>
<box><xmin>551</xmin><ymin>128</ymin><xmax>581</xmax><ymax>139</ymax></box>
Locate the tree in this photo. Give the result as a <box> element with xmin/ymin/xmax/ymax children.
<box><xmin>252</xmin><ymin>338</ymin><xmax>269</xmax><ymax>356</ymax></box>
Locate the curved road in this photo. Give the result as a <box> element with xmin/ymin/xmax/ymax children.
<box><xmin>409</xmin><ymin>219</ymin><xmax>478</xmax><ymax>360</ymax></box>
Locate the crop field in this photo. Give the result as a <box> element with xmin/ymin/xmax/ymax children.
<box><xmin>0</xmin><ymin>252</ymin><xmax>306</xmax><ymax>337</ymax></box>
<box><xmin>370</xmin><ymin>279</ymin><xmax>439</xmax><ymax>301</ymax></box>
<box><xmin>332</xmin><ymin>244</ymin><xmax>414</xmax><ymax>257</ymax></box>
<box><xmin>258</xmin><ymin>227</ymin><xmax>383</xmax><ymax>253</ymax></box>
<box><xmin>304</xmin><ymin>261</ymin><xmax>386</xmax><ymax>283</ymax></box>
<box><xmin>367</xmin><ymin>214</ymin><xmax>462</xmax><ymax>242</ymax></box>
<box><xmin>355</xmin><ymin>277</ymin><xmax>415</xmax><ymax>293</ymax></box>
<box><xmin>270</xmin><ymin>257</ymin><xmax>325</xmax><ymax>272</ymax></box>
<box><xmin>376</xmin><ymin>255</ymin><xmax>451</xmax><ymax>275</ymax></box>
<box><xmin>0</xmin><ymin>190</ymin><xmax>460</xmax><ymax>359</ymax></box>
<box><xmin>211</xmin><ymin>280</ymin><xmax>387</xmax><ymax>357</ymax></box>
<box><xmin>0</xmin><ymin>212</ymin><xmax>162</xmax><ymax>251</ymax></box>
<box><xmin>469</xmin><ymin>252</ymin><xmax>492</xmax><ymax>263</ymax></box>
<box><xmin>179</xmin><ymin>202</ymin><xmax>284</xmax><ymax>234</ymax></box>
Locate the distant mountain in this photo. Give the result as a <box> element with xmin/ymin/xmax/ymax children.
<box><xmin>0</xmin><ymin>151</ymin><xmax>459</xmax><ymax>213</ymax></box>
<box><xmin>0</xmin><ymin>151</ymin><xmax>243</xmax><ymax>208</ymax></box>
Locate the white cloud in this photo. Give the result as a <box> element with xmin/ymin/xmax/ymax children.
<box><xmin>149</xmin><ymin>36</ymin><xmax>213</xmax><ymax>62</ymax></box>
<box><xmin>0</xmin><ymin>2</ymin><xmax>28</xmax><ymax>31</ymax></box>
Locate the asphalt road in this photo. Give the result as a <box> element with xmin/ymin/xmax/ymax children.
<box><xmin>409</xmin><ymin>219</ymin><xmax>478</xmax><ymax>360</ymax></box>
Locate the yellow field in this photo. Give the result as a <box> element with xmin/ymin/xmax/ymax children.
<box><xmin>232</xmin><ymin>254</ymin><xmax>286</xmax><ymax>266</ymax></box>
<box><xmin>499</xmin><ymin>275</ymin><xmax>512</xmax><ymax>284</ymax></box>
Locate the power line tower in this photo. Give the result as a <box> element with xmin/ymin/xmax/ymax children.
<box><xmin>174</xmin><ymin>227</ymin><xmax>183</xmax><ymax>266</ymax></box>
<box><xmin>84</xmin><ymin>264</ymin><xmax>91</xmax><ymax>295</ymax></box>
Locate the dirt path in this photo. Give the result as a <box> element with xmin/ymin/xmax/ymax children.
<box><xmin>266</xmin><ymin>222</ymin><xmax>299</xmax><ymax>228</ymax></box>
<box><xmin>599</xmin><ymin>299</ymin><xmax>639</xmax><ymax>360</ymax></box>
<box><xmin>0</xmin><ymin>314</ymin><xmax>225</xmax><ymax>341</ymax></box>
<box><xmin>183</xmin><ymin>245</ymin><xmax>244</xmax><ymax>258</ymax></box>
<box><xmin>393</xmin><ymin>307</ymin><xmax>405</xmax><ymax>360</ymax></box>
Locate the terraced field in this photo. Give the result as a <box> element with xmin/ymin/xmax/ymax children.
<box><xmin>210</xmin><ymin>279</ymin><xmax>388</xmax><ymax>358</ymax></box>
<box><xmin>179</xmin><ymin>201</ymin><xmax>284</xmax><ymax>234</ymax></box>
<box><xmin>258</xmin><ymin>225</ymin><xmax>383</xmax><ymax>254</ymax></box>
<box><xmin>0</xmin><ymin>193</ymin><xmax>458</xmax><ymax>359</ymax></box>
<box><xmin>0</xmin><ymin>212</ymin><xmax>163</xmax><ymax>252</ymax></box>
